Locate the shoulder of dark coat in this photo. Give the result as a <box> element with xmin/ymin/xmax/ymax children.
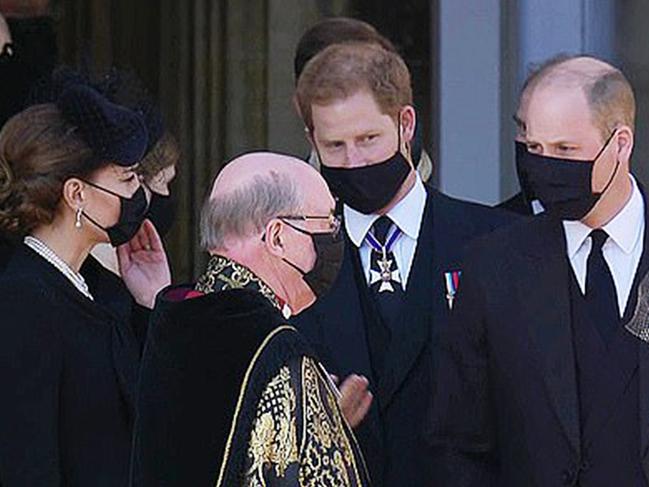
<box><xmin>147</xmin><ymin>286</ymin><xmax>315</xmax><ymax>368</ymax></box>
<box><xmin>426</xmin><ymin>186</ymin><xmax>520</xmax><ymax>233</ymax></box>
<box><xmin>462</xmin><ymin>213</ymin><xmax>553</xmax><ymax>272</ymax></box>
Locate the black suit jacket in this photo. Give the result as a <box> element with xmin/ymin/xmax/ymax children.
<box><xmin>429</xmin><ymin>207</ymin><xmax>649</xmax><ymax>486</ymax></box>
<box><xmin>293</xmin><ymin>186</ymin><xmax>514</xmax><ymax>487</ymax></box>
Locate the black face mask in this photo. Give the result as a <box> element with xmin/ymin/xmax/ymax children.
<box><xmin>82</xmin><ymin>181</ymin><xmax>149</xmax><ymax>247</ymax></box>
<box><xmin>146</xmin><ymin>191</ymin><xmax>177</xmax><ymax>238</ymax></box>
<box><xmin>274</xmin><ymin>220</ymin><xmax>344</xmax><ymax>299</ymax></box>
<box><xmin>317</xmin><ymin>124</ymin><xmax>412</xmax><ymax>215</ymax></box>
<box><xmin>515</xmin><ymin>131</ymin><xmax>619</xmax><ymax>220</ymax></box>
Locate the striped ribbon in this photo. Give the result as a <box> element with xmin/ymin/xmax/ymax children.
<box><xmin>364</xmin><ymin>223</ymin><xmax>402</xmax><ymax>257</ymax></box>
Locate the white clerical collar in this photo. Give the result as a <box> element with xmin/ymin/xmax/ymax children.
<box><xmin>563</xmin><ymin>175</ymin><xmax>644</xmax><ymax>258</ymax></box>
<box><xmin>344</xmin><ymin>173</ymin><xmax>427</xmax><ymax>247</ymax></box>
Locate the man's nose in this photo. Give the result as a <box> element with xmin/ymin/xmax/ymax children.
<box><xmin>344</xmin><ymin>144</ymin><xmax>365</xmax><ymax>167</ymax></box>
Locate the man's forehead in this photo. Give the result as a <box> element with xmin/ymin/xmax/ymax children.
<box><xmin>311</xmin><ymin>97</ymin><xmax>395</xmax><ymax>139</ymax></box>
<box><xmin>527</xmin><ymin>84</ymin><xmax>590</xmax><ymax>125</ymax></box>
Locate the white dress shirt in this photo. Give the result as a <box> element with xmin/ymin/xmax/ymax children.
<box><xmin>344</xmin><ymin>174</ymin><xmax>427</xmax><ymax>290</ymax></box>
<box><xmin>562</xmin><ymin>176</ymin><xmax>645</xmax><ymax>316</ymax></box>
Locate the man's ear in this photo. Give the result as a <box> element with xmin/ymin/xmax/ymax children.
<box><xmin>62</xmin><ymin>178</ymin><xmax>85</xmax><ymax>213</ymax></box>
<box><xmin>263</xmin><ymin>219</ymin><xmax>286</xmax><ymax>258</ymax></box>
<box><xmin>400</xmin><ymin>105</ymin><xmax>417</xmax><ymax>146</ymax></box>
<box><xmin>615</xmin><ymin>125</ymin><xmax>634</xmax><ymax>164</ymax></box>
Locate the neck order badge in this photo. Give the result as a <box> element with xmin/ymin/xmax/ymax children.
<box><xmin>365</xmin><ymin>223</ymin><xmax>403</xmax><ymax>292</ymax></box>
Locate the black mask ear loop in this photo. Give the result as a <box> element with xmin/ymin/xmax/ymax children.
<box><xmin>396</xmin><ymin>110</ymin><xmax>415</xmax><ymax>167</ymax></box>
<box><xmin>260</xmin><ymin>219</ymin><xmax>300</xmax><ymax>264</ymax></box>
<box><xmin>277</xmin><ymin>219</ymin><xmax>313</xmax><ymax>275</ymax></box>
<box><xmin>260</xmin><ymin>220</ymin><xmax>305</xmax><ymax>312</ymax></box>
<box><xmin>78</xmin><ymin>178</ymin><xmax>148</xmax><ymax>231</ymax></box>
<box><xmin>594</xmin><ymin>130</ymin><xmax>621</xmax><ymax>197</ymax></box>
<box><xmin>77</xmin><ymin>179</ymin><xmax>120</xmax><ymax>232</ymax></box>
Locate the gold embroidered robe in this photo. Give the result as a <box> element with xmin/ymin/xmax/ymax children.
<box><xmin>244</xmin><ymin>355</ymin><xmax>369</xmax><ymax>486</ymax></box>
<box><xmin>130</xmin><ymin>255</ymin><xmax>369</xmax><ymax>487</ymax></box>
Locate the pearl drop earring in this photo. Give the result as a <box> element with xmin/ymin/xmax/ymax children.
<box><xmin>75</xmin><ymin>208</ymin><xmax>83</xmax><ymax>229</ymax></box>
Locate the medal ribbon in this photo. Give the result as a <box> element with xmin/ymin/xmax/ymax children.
<box><xmin>364</xmin><ymin>222</ymin><xmax>403</xmax><ymax>257</ymax></box>
<box><xmin>444</xmin><ymin>270</ymin><xmax>462</xmax><ymax>298</ymax></box>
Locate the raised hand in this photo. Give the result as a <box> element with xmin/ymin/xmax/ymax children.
<box><xmin>0</xmin><ymin>13</ymin><xmax>11</xmax><ymax>49</ymax></box>
<box><xmin>117</xmin><ymin>219</ymin><xmax>171</xmax><ymax>309</ymax></box>
<box><xmin>338</xmin><ymin>374</ymin><xmax>373</xmax><ymax>429</ymax></box>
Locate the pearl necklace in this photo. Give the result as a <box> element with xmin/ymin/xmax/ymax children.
<box><xmin>24</xmin><ymin>236</ymin><xmax>94</xmax><ymax>301</ymax></box>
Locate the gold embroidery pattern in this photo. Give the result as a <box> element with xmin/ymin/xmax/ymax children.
<box><xmin>245</xmin><ymin>366</ymin><xmax>299</xmax><ymax>486</ymax></box>
<box><xmin>215</xmin><ymin>326</ymin><xmax>297</xmax><ymax>487</ymax></box>
<box><xmin>196</xmin><ymin>255</ymin><xmax>280</xmax><ymax>310</ymax></box>
<box><xmin>298</xmin><ymin>357</ymin><xmax>363</xmax><ymax>487</ymax></box>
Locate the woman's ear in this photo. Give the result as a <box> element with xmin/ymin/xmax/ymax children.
<box><xmin>305</xmin><ymin>126</ymin><xmax>317</xmax><ymax>149</ymax></box>
<box><xmin>62</xmin><ymin>178</ymin><xmax>85</xmax><ymax>212</ymax></box>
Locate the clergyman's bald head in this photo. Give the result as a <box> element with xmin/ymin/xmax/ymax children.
<box><xmin>200</xmin><ymin>152</ymin><xmax>328</xmax><ymax>252</ymax></box>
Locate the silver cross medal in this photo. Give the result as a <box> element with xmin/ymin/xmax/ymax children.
<box><xmin>369</xmin><ymin>248</ymin><xmax>401</xmax><ymax>293</ymax></box>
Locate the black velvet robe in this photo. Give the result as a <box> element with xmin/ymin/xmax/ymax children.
<box><xmin>130</xmin><ymin>255</ymin><xmax>370</xmax><ymax>486</ymax></box>
<box><xmin>0</xmin><ymin>244</ymin><xmax>142</xmax><ymax>486</ymax></box>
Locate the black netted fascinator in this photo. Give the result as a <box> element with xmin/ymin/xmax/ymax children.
<box><xmin>56</xmin><ymin>84</ymin><xmax>149</xmax><ymax>167</ymax></box>
<box><xmin>96</xmin><ymin>68</ymin><xmax>164</xmax><ymax>152</ymax></box>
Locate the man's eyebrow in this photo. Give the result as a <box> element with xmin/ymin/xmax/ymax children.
<box><xmin>546</xmin><ymin>138</ymin><xmax>581</xmax><ymax>146</ymax></box>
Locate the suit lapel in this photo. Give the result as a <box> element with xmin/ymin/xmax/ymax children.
<box><xmin>521</xmin><ymin>216</ymin><xmax>582</xmax><ymax>455</ymax></box>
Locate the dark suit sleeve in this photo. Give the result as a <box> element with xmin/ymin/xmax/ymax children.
<box><xmin>0</xmin><ymin>290</ymin><xmax>63</xmax><ymax>486</ymax></box>
<box><xmin>429</xmin><ymin>248</ymin><xmax>497</xmax><ymax>486</ymax></box>
<box><xmin>131</xmin><ymin>302</ymin><xmax>151</xmax><ymax>353</ymax></box>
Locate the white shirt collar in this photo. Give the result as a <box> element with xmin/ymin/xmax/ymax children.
<box><xmin>563</xmin><ymin>175</ymin><xmax>644</xmax><ymax>258</ymax></box>
<box><xmin>344</xmin><ymin>174</ymin><xmax>427</xmax><ymax>247</ymax></box>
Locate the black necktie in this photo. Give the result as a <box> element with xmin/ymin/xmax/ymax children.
<box><xmin>372</xmin><ymin>215</ymin><xmax>392</xmax><ymax>243</ymax></box>
<box><xmin>585</xmin><ymin>229</ymin><xmax>620</xmax><ymax>344</ymax></box>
